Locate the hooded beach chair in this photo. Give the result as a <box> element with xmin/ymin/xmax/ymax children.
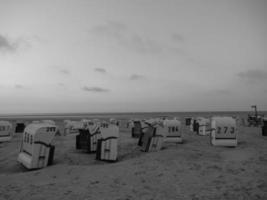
<box><xmin>210</xmin><ymin>116</ymin><xmax>237</xmax><ymax>147</ymax></box>
<box><xmin>0</xmin><ymin>121</ymin><xmax>13</xmax><ymax>142</ymax></box>
<box><xmin>76</xmin><ymin>121</ymin><xmax>101</xmax><ymax>152</ymax></box>
<box><xmin>64</xmin><ymin>121</ymin><xmax>83</xmax><ymax>135</ymax></box>
<box><xmin>127</xmin><ymin>120</ymin><xmax>133</xmax><ymax>129</ymax></box>
<box><xmin>81</xmin><ymin>119</ymin><xmax>92</xmax><ymax>129</ymax></box>
<box><xmin>139</xmin><ymin>120</ymin><xmax>165</xmax><ymax>152</ymax></box>
<box><xmin>131</xmin><ymin>119</ymin><xmax>144</xmax><ymax>138</ymax></box>
<box><xmin>196</xmin><ymin>117</ymin><xmax>210</xmax><ymax>136</ymax></box>
<box><xmin>163</xmin><ymin>119</ymin><xmax>182</xmax><ymax>143</ymax></box>
<box><xmin>63</xmin><ymin>120</ymin><xmax>72</xmax><ymax>135</ymax></box>
<box><xmin>185</xmin><ymin>117</ymin><xmax>192</xmax><ymax>126</ymax></box>
<box><xmin>17</xmin><ymin>123</ymin><xmax>58</xmax><ymax>169</ymax></box>
<box><xmin>96</xmin><ymin>123</ymin><xmax>119</xmax><ymax>162</ymax></box>
<box><xmin>110</xmin><ymin>118</ymin><xmax>119</xmax><ymax>126</ymax></box>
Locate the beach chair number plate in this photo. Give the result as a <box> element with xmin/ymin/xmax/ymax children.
<box><xmin>168</xmin><ymin>126</ymin><xmax>179</xmax><ymax>133</ymax></box>
<box><xmin>216</xmin><ymin>126</ymin><xmax>235</xmax><ymax>134</ymax></box>
<box><xmin>46</xmin><ymin>127</ymin><xmax>56</xmax><ymax>132</ymax></box>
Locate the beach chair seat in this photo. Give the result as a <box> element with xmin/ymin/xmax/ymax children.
<box><xmin>96</xmin><ymin>123</ymin><xmax>119</xmax><ymax>162</ymax></box>
<box><xmin>131</xmin><ymin>120</ymin><xmax>144</xmax><ymax>138</ymax></box>
<box><xmin>76</xmin><ymin>122</ymin><xmax>101</xmax><ymax>152</ymax></box>
<box><xmin>193</xmin><ymin>120</ymin><xmax>199</xmax><ymax>132</ymax></box>
<box><xmin>15</xmin><ymin>122</ymin><xmax>26</xmax><ymax>133</ymax></box>
<box><xmin>76</xmin><ymin>129</ymin><xmax>90</xmax><ymax>150</ymax></box>
<box><xmin>17</xmin><ymin>123</ymin><xmax>58</xmax><ymax>169</ymax></box>
<box><xmin>0</xmin><ymin>121</ymin><xmax>13</xmax><ymax>142</ymax></box>
<box><xmin>210</xmin><ymin>117</ymin><xmax>237</xmax><ymax>147</ymax></box>
<box><xmin>185</xmin><ymin>117</ymin><xmax>192</xmax><ymax>126</ymax></box>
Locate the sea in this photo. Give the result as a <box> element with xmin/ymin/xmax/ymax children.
<box><xmin>0</xmin><ymin>111</ymin><xmax>266</xmax><ymax>121</ymax></box>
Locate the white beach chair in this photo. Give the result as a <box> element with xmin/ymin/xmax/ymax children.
<box><xmin>0</xmin><ymin>121</ymin><xmax>13</xmax><ymax>142</ymax></box>
<box><xmin>96</xmin><ymin>123</ymin><xmax>119</xmax><ymax>162</ymax></box>
<box><xmin>185</xmin><ymin>117</ymin><xmax>192</xmax><ymax>126</ymax></box>
<box><xmin>210</xmin><ymin>116</ymin><xmax>237</xmax><ymax>147</ymax></box>
<box><xmin>109</xmin><ymin>118</ymin><xmax>119</xmax><ymax>126</ymax></box>
<box><xmin>163</xmin><ymin>119</ymin><xmax>182</xmax><ymax>143</ymax></box>
<box><xmin>196</xmin><ymin>117</ymin><xmax>210</xmax><ymax>136</ymax></box>
<box><xmin>64</xmin><ymin>121</ymin><xmax>83</xmax><ymax>135</ymax></box>
<box><xmin>17</xmin><ymin>123</ymin><xmax>58</xmax><ymax>169</ymax></box>
<box><xmin>139</xmin><ymin>120</ymin><xmax>165</xmax><ymax>152</ymax></box>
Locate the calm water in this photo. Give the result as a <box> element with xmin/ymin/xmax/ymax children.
<box><xmin>0</xmin><ymin>111</ymin><xmax>266</xmax><ymax>121</ymax></box>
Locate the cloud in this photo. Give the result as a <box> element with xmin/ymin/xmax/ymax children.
<box><xmin>0</xmin><ymin>34</ymin><xmax>17</xmax><ymax>52</ymax></box>
<box><xmin>59</xmin><ymin>69</ymin><xmax>70</xmax><ymax>75</ymax></box>
<box><xmin>15</xmin><ymin>84</ymin><xmax>25</xmax><ymax>89</ymax></box>
<box><xmin>127</xmin><ymin>34</ymin><xmax>163</xmax><ymax>54</ymax></box>
<box><xmin>58</xmin><ymin>83</ymin><xmax>65</xmax><ymax>87</ymax></box>
<box><xmin>90</xmin><ymin>21</ymin><xmax>127</xmax><ymax>39</ymax></box>
<box><xmin>90</xmin><ymin>21</ymin><xmax>164</xmax><ymax>54</ymax></box>
<box><xmin>130</xmin><ymin>74</ymin><xmax>145</xmax><ymax>81</ymax></box>
<box><xmin>237</xmin><ymin>69</ymin><xmax>267</xmax><ymax>83</ymax></box>
<box><xmin>94</xmin><ymin>67</ymin><xmax>107</xmax><ymax>74</ymax></box>
<box><xmin>82</xmin><ymin>86</ymin><xmax>109</xmax><ymax>93</ymax></box>
<box><xmin>210</xmin><ymin>89</ymin><xmax>232</xmax><ymax>95</ymax></box>
<box><xmin>171</xmin><ymin>33</ymin><xmax>184</xmax><ymax>42</ymax></box>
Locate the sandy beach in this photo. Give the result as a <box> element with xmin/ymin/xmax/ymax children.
<box><xmin>0</xmin><ymin>113</ymin><xmax>266</xmax><ymax>200</ymax></box>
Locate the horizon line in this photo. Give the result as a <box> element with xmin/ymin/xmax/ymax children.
<box><xmin>0</xmin><ymin>110</ymin><xmax>265</xmax><ymax>117</ymax></box>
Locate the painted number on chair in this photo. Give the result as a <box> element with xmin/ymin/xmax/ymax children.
<box><xmin>216</xmin><ymin>126</ymin><xmax>235</xmax><ymax>134</ymax></box>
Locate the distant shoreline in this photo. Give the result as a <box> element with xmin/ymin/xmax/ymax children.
<box><xmin>0</xmin><ymin>111</ymin><xmax>266</xmax><ymax>120</ymax></box>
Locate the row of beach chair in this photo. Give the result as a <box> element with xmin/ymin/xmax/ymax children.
<box><xmin>0</xmin><ymin>116</ymin><xmax>239</xmax><ymax>170</ymax></box>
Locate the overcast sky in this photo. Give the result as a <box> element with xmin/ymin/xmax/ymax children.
<box><xmin>0</xmin><ymin>0</ymin><xmax>266</xmax><ymax>114</ymax></box>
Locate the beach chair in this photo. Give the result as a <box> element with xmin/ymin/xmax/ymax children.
<box><xmin>81</xmin><ymin>119</ymin><xmax>92</xmax><ymax>129</ymax></box>
<box><xmin>131</xmin><ymin>119</ymin><xmax>143</xmax><ymax>138</ymax></box>
<box><xmin>185</xmin><ymin>117</ymin><xmax>192</xmax><ymax>126</ymax></box>
<box><xmin>76</xmin><ymin>121</ymin><xmax>101</xmax><ymax>152</ymax></box>
<box><xmin>0</xmin><ymin>121</ymin><xmax>13</xmax><ymax>142</ymax></box>
<box><xmin>63</xmin><ymin>120</ymin><xmax>72</xmax><ymax>135</ymax></box>
<box><xmin>189</xmin><ymin>118</ymin><xmax>194</xmax><ymax>131</ymax></box>
<box><xmin>193</xmin><ymin>119</ymin><xmax>199</xmax><ymax>133</ymax></box>
<box><xmin>139</xmin><ymin>120</ymin><xmax>165</xmax><ymax>152</ymax></box>
<box><xmin>210</xmin><ymin>116</ymin><xmax>237</xmax><ymax>147</ymax></box>
<box><xmin>127</xmin><ymin>120</ymin><xmax>133</xmax><ymax>129</ymax></box>
<box><xmin>197</xmin><ymin>117</ymin><xmax>210</xmax><ymax>136</ymax></box>
<box><xmin>64</xmin><ymin>121</ymin><xmax>83</xmax><ymax>135</ymax></box>
<box><xmin>110</xmin><ymin>118</ymin><xmax>119</xmax><ymax>126</ymax></box>
<box><xmin>262</xmin><ymin>118</ymin><xmax>267</xmax><ymax>136</ymax></box>
<box><xmin>163</xmin><ymin>119</ymin><xmax>182</xmax><ymax>143</ymax></box>
<box><xmin>96</xmin><ymin>123</ymin><xmax>119</xmax><ymax>162</ymax></box>
<box><xmin>17</xmin><ymin>123</ymin><xmax>58</xmax><ymax>169</ymax></box>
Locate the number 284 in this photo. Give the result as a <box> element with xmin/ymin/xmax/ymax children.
<box><xmin>216</xmin><ymin>126</ymin><xmax>235</xmax><ymax>134</ymax></box>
